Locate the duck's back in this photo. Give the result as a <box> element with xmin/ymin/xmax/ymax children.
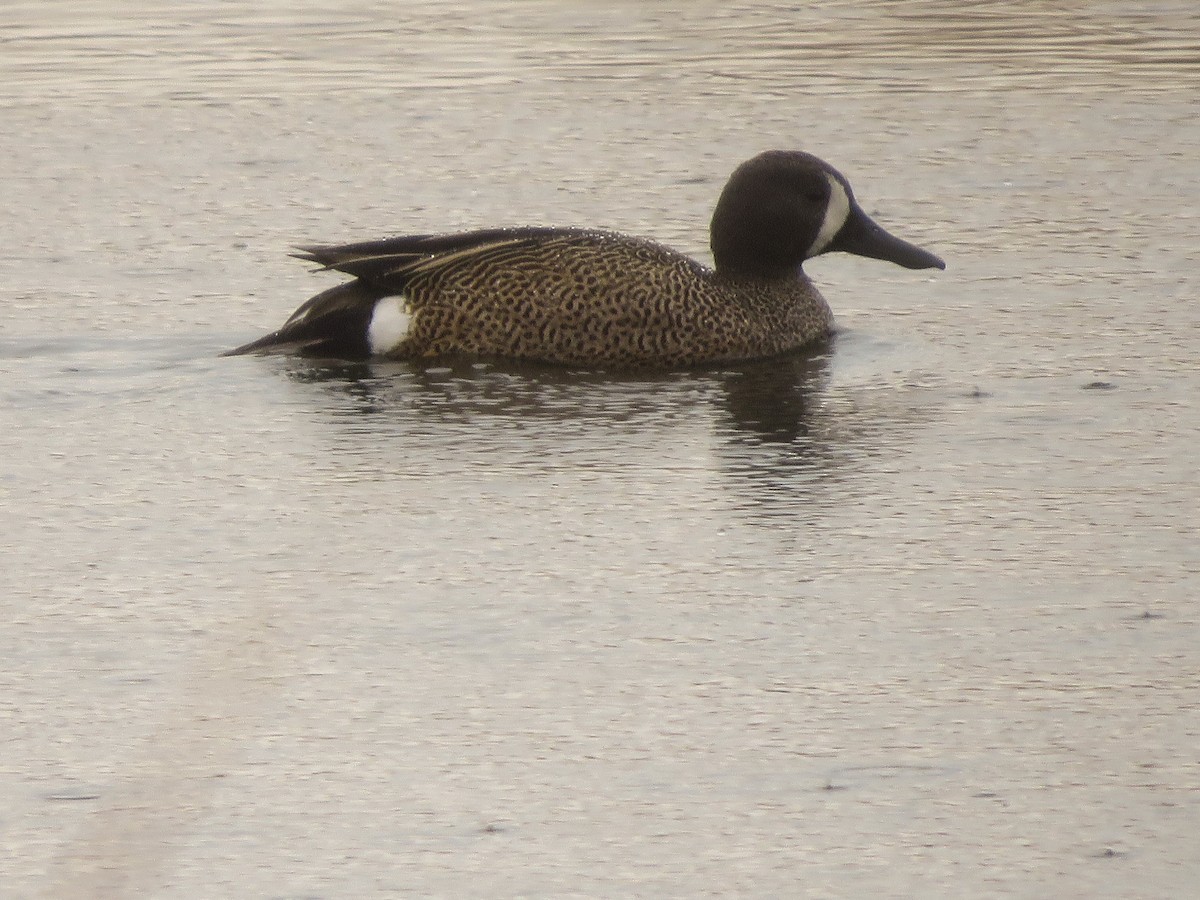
<box><xmin>377</xmin><ymin>230</ymin><xmax>832</xmax><ymax>367</ymax></box>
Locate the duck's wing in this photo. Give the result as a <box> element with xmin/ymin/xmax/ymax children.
<box><xmin>292</xmin><ymin>227</ymin><xmax>594</xmax><ymax>283</ymax></box>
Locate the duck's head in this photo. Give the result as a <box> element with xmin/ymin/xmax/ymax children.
<box><xmin>710</xmin><ymin>150</ymin><xmax>945</xmax><ymax>279</ymax></box>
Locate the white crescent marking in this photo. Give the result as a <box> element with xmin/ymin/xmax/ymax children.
<box><xmin>806</xmin><ymin>173</ymin><xmax>851</xmax><ymax>258</ymax></box>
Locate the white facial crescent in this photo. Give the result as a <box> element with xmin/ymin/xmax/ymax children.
<box><xmin>806</xmin><ymin>173</ymin><xmax>851</xmax><ymax>258</ymax></box>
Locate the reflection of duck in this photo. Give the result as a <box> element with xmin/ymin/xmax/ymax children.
<box><xmin>279</xmin><ymin>352</ymin><xmax>866</xmax><ymax>525</ymax></box>
<box><xmin>716</xmin><ymin>349</ymin><xmax>833</xmax><ymax>444</ymax></box>
<box><xmin>279</xmin><ymin>342</ymin><xmax>832</xmax><ymax>461</ymax></box>
<box><xmin>228</xmin><ymin>151</ymin><xmax>943</xmax><ymax>367</ymax></box>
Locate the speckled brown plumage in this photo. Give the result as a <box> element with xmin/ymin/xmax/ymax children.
<box><xmin>379</xmin><ymin>230</ymin><xmax>833</xmax><ymax>367</ymax></box>
<box><xmin>226</xmin><ymin>151</ymin><xmax>944</xmax><ymax>367</ymax></box>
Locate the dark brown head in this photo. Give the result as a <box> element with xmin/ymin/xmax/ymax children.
<box><xmin>710</xmin><ymin>150</ymin><xmax>945</xmax><ymax>279</ymax></box>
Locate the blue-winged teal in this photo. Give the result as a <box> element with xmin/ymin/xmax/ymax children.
<box><xmin>226</xmin><ymin>150</ymin><xmax>944</xmax><ymax>366</ymax></box>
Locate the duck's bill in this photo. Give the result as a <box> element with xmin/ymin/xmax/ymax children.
<box><xmin>829</xmin><ymin>205</ymin><xmax>946</xmax><ymax>270</ymax></box>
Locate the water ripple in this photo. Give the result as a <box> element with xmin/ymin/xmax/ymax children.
<box><xmin>1</xmin><ymin>0</ymin><xmax>1196</xmax><ymax>106</ymax></box>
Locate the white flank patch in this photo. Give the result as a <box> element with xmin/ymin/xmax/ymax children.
<box><xmin>806</xmin><ymin>173</ymin><xmax>851</xmax><ymax>258</ymax></box>
<box><xmin>367</xmin><ymin>297</ymin><xmax>412</xmax><ymax>355</ymax></box>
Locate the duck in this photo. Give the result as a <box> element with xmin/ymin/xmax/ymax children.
<box><xmin>225</xmin><ymin>150</ymin><xmax>944</xmax><ymax>367</ymax></box>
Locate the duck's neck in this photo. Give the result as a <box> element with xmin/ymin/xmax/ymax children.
<box><xmin>710</xmin><ymin>264</ymin><xmax>810</xmax><ymax>286</ymax></box>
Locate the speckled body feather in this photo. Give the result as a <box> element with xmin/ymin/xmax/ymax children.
<box><xmin>355</xmin><ymin>229</ymin><xmax>832</xmax><ymax>367</ymax></box>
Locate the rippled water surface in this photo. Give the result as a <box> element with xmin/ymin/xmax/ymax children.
<box><xmin>2</xmin><ymin>2</ymin><xmax>1198</xmax><ymax>897</ymax></box>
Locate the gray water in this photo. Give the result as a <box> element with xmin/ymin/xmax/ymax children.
<box><xmin>2</xmin><ymin>2</ymin><xmax>1198</xmax><ymax>897</ymax></box>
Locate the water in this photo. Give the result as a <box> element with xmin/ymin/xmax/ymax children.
<box><xmin>2</xmin><ymin>2</ymin><xmax>1198</xmax><ymax>897</ymax></box>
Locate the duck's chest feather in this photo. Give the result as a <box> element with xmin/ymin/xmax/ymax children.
<box><xmin>389</xmin><ymin>233</ymin><xmax>834</xmax><ymax>367</ymax></box>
